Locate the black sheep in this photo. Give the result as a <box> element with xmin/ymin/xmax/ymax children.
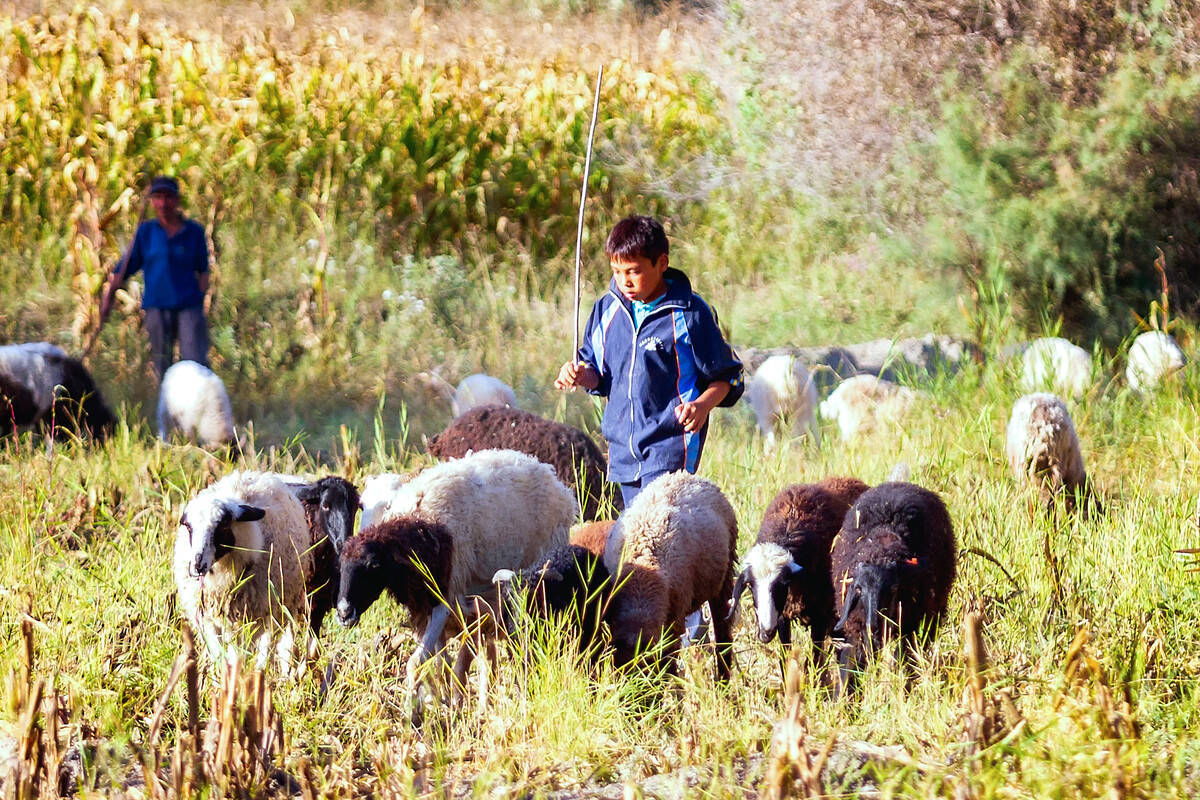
<box><xmin>426</xmin><ymin>405</ymin><xmax>620</xmax><ymax>520</ymax></box>
<box><xmin>0</xmin><ymin>343</ymin><xmax>116</xmax><ymax>441</ymax></box>
<box><xmin>294</xmin><ymin>476</ymin><xmax>360</xmax><ymax>634</ymax></box>
<box><xmin>830</xmin><ymin>482</ymin><xmax>956</xmax><ymax>687</ymax></box>
<box><xmin>731</xmin><ymin>477</ymin><xmax>869</xmax><ymax>665</ymax></box>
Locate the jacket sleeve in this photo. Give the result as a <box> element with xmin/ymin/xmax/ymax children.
<box><xmin>575</xmin><ymin>299</ymin><xmax>612</xmax><ymax>397</ymax></box>
<box><xmin>689</xmin><ymin>302</ymin><xmax>744</xmax><ymax>407</ymax></box>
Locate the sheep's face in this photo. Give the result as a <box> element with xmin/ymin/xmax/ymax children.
<box><xmin>834</xmin><ymin>558</ymin><xmax>922</xmax><ymax>657</ymax></box>
<box><xmin>336</xmin><ymin>539</ymin><xmax>386</xmax><ymax>628</ymax></box>
<box><xmin>178</xmin><ymin>499</ymin><xmax>266</xmax><ymax>578</ymax></box>
<box><xmin>296</xmin><ymin>478</ymin><xmax>360</xmax><ymax>554</ymax></box>
<box><xmin>732</xmin><ymin>544</ymin><xmax>800</xmax><ymax>643</ymax></box>
<box><xmin>358</xmin><ymin>474</ymin><xmax>407</xmax><ymax>532</ymax></box>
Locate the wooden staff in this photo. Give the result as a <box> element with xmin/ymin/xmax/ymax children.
<box><xmin>572</xmin><ymin>65</ymin><xmax>604</xmax><ymax>358</ymax></box>
<box><xmin>83</xmin><ymin>191</ymin><xmax>148</xmax><ymax>360</ymax></box>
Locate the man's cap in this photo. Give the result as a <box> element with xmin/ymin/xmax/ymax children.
<box><xmin>148</xmin><ymin>175</ymin><xmax>180</xmax><ymax>196</ymax></box>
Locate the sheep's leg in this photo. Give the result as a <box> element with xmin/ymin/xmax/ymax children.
<box><xmin>708</xmin><ymin>600</ymin><xmax>735</xmax><ymax>682</ymax></box>
<box><xmin>406</xmin><ymin>604</ymin><xmax>452</xmax><ymax>693</ymax></box>
<box><xmin>450</xmin><ymin>643</ymin><xmax>476</xmax><ymax>709</ymax></box>
<box><xmin>274</xmin><ymin>627</ymin><xmax>296</xmax><ymax>677</ymax></box>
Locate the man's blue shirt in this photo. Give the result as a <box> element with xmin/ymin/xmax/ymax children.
<box><xmin>120</xmin><ymin>219</ymin><xmax>208</xmax><ymax>309</ymax></box>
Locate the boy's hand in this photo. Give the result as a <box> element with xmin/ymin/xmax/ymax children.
<box><xmin>675</xmin><ymin>398</ymin><xmax>714</xmax><ymax>432</ymax></box>
<box><xmin>555</xmin><ymin>360</ymin><xmax>599</xmax><ymax>392</ymax></box>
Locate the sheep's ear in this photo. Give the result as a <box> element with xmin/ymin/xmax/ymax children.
<box><xmin>787</xmin><ymin>561</ymin><xmax>803</xmax><ymax>575</ymax></box>
<box><xmin>294</xmin><ymin>484</ymin><xmax>320</xmax><ymax>503</ymax></box>
<box><xmin>492</xmin><ymin>569</ymin><xmax>517</xmax><ymax>586</ymax></box>
<box><xmin>234</xmin><ymin>504</ymin><xmax>266</xmax><ymax>522</ymax></box>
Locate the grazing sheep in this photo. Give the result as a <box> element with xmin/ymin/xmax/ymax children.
<box><xmin>157</xmin><ymin>360</ymin><xmax>235</xmax><ymax>448</ymax></box>
<box><xmin>746</xmin><ymin>354</ymin><xmax>820</xmax><ymax>451</ymax></box>
<box><xmin>830</xmin><ymin>482</ymin><xmax>957</xmax><ymax>687</ymax></box>
<box><xmin>291</xmin><ymin>476</ymin><xmax>360</xmax><ymax>634</ymax></box>
<box><xmin>427</xmin><ymin>406</ymin><xmax>620</xmax><ymax>520</ymax></box>
<box><xmin>0</xmin><ymin>343</ymin><xmax>115</xmax><ymax>440</ymax></box>
<box><xmin>570</xmin><ymin>519</ymin><xmax>616</xmax><ymax>556</ymax></box>
<box><xmin>173</xmin><ymin>471</ymin><xmax>313</xmax><ymax>670</ymax></box>
<box><xmin>452</xmin><ymin>373</ymin><xmax>517</xmax><ymax>417</ymax></box>
<box><xmin>1126</xmin><ymin>331</ymin><xmax>1186</xmax><ymax>392</ymax></box>
<box><xmin>1020</xmin><ymin>337</ymin><xmax>1093</xmax><ymax>399</ymax></box>
<box><xmin>818</xmin><ymin>375</ymin><xmax>918</xmax><ymax>442</ymax></box>
<box><xmin>337</xmin><ymin>449</ymin><xmax>577</xmax><ymax>687</ymax></box>
<box><xmin>496</xmin><ymin>473</ymin><xmax>739</xmax><ymax>681</ymax></box>
<box><xmin>359</xmin><ymin>472</ymin><xmax>412</xmax><ymax>531</ymax></box>
<box><xmin>1005</xmin><ymin>393</ymin><xmax>1087</xmax><ymax>508</ymax></box>
<box><xmin>731</xmin><ymin>477</ymin><xmax>870</xmax><ymax>665</ymax></box>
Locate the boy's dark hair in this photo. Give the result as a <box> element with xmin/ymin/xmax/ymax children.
<box><xmin>605</xmin><ymin>216</ymin><xmax>669</xmax><ymax>264</ymax></box>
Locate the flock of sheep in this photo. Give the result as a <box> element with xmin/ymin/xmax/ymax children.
<box><xmin>0</xmin><ymin>326</ymin><xmax>1188</xmax><ymax>708</ymax></box>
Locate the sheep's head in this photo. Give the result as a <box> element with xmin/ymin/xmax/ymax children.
<box><xmin>731</xmin><ymin>543</ymin><xmax>801</xmax><ymax>643</ymax></box>
<box><xmin>336</xmin><ymin>536</ymin><xmax>388</xmax><ymax>628</ymax></box>
<box><xmin>833</xmin><ymin>555</ymin><xmax>923</xmax><ymax>657</ymax></box>
<box><xmin>178</xmin><ymin>498</ymin><xmax>266</xmax><ymax>578</ymax></box>
<box><xmin>296</xmin><ymin>476</ymin><xmax>360</xmax><ymax>554</ymax></box>
<box><xmin>491</xmin><ymin>545</ymin><xmax>611</xmax><ymax>638</ymax></box>
<box><xmin>358</xmin><ymin>473</ymin><xmax>409</xmax><ymax>532</ymax></box>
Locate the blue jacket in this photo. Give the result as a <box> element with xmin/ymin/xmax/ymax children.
<box><xmin>577</xmin><ymin>268</ymin><xmax>743</xmax><ymax>482</ymax></box>
<box><xmin>121</xmin><ymin>219</ymin><xmax>209</xmax><ymax>309</ymax></box>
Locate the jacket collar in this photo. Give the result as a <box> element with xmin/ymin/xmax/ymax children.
<box><xmin>607</xmin><ymin>267</ymin><xmax>693</xmax><ymax>315</ymax></box>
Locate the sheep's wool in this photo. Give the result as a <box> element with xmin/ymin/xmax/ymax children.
<box><xmin>1005</xmin><ymin>393</ymin><xmax>1086</xmax><ymax>491</ymax></box>
<box><xmin>1126</xmin><ymin>331</ymin><xmax>1185</xmax><ymax>392</ymax></box>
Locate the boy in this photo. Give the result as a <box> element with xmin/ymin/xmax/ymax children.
<box><xmin>555</xmin><ymin>215</ymin><xmax>743</xmax><ymax>507</ymax></box>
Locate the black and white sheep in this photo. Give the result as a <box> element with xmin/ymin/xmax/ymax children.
<box><xmin>1005</xmin><ymin>392</ymin><xmax>1087</xmax><ymax>508</ymax></box>
<box><xmin>1126</xmin><ymin>331</ymin><xmax>1186</xmax><ymax>392</ymax></box>
<box><xmin>291</xmin><ymin>476</ymin><xmax>360</xmax><ymax>635</ymax></box>
<box><xmin>157</xmin><ymin>359</ymin><xmax>235</xmax><ymax>448</ymax></box>
<box><xmin>746</xmin><ymin>354</ymin><xmax>820</xmax><ymax>451</ymax></box>
<box><xmin>426</xmin><ymin>405</ymin><xmax>620</xmax><ymax>520</ymax></box>
<box><xmin>830</xmin><ymin>482</ymin><xmax>957</xmax><ymax>687</ymax></box>
<box><xmin>173</xmin><ymin>471</ymin><xmax>314</xmax><ymax>670</ymax></box>
<box><xmin>0</xmin><ymin>343</ymin><xmax>115</xmax><ymax>440</ymax></box>
<box><xmin>499</xmin><ymin>472</ymin><xmax>739</xmax><ymax>680</ymax></box>
<box><xmin>731</xmin><ymin>476</ymin><xmax>870</xmax><ymax>663</ymax></box>
<box><xmin>337</xmin><ymin>449</ymin><xmax>578</xmax><ymax>687</ymax></box>
<box><xmin>1020</xmin><ymin>337</ymin><xmax>1093</xmax><ymax>399</ymax></box>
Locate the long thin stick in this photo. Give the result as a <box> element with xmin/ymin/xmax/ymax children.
<box><xmin>573</xmin><ymin>65</ymin><xmax>604</xmax><ymax>359</ymax></box>
<box><xmin>83</xmin><ymin>190</ymin><xmax>148</xmax><ymax>361</ymax></box>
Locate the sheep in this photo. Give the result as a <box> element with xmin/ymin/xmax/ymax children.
<box><xmin>336</xmin><ymin>449</ymin><xmax>578</xmax><ymax>688</ymax></box>
<box><xmin>173</xmin><ymin>471</ymin><xmax>314</xmax><ymax>670</ymax></box>
<box><xmin>427</xmin><ymin>406</ymin><xmax>620</xmax><ymax>520</ymax></box>
<box><xmin>359</xmin><ymin>472</ymin><xmax>412</xmax><ymax>531</ymax></box>
<box><xmin>1126</xmin><ymin>330</ymin><xmax>1186</xmax><ymax>392</ymax></box>
<box><xmin>746</xmin><ymin>354</ymin><xmax>820</xmax><ymax>451</ymax></box>
<box><xmin>1020</xmin><ymin>337</ymin><xmax>1093</xmax><ymax>399</ymax></box>
<box><xmin>504</xmin><ymin>471</ymin><xmax>739</xmax><ymax>681</ymax></box>
<box><xmin>818</xmin><ymin>375</ymin><xmax>919</xmax><ymax>442</ymax></box>
<box><xmin>830</xmin><ymin>482</ymin><xmax>957</xmax><ymax>688</ymax></box>
<box><xmin>290</xmin><ymin>476</ymin><xmax>360</xmax><ymax>635</ymax></box>
<box><xmin>0</xmin><ymin>343</ymin><xmax>115</xmax><ymax>440</ymax></box>
<box><xmin>570</xmin><ymin>519</ymin><xmax>616</xmax><ymax>556</ymax></box>
<box><xmin>412</xmin><ymin>370</ymin><xmax>517</xmax><ymax>417</ymax></box>
<box><xmin>157</xmin><ymin>360</ymin><xmax>235</xmax><ymax>448</ymax></box>
<box><xmin>730</xmin><ymin>476</ymin><xmax>870</xmax><ymax>666</ymax></box>
<box><xmin>1005</xmin><ymin>393</ymin><xmax>1088</xmax><ymax>509</ymax></box>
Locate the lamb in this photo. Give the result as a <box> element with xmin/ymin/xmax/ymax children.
<box><xmin>336</xmin><ymin>449</ymin><xmax>578</xmax><ymax>687</ymax></box>
<box><xmin>818</xmin><ymin>375</ymin><xmax>919</xmax><ymax>442</ymax></box>
<box><xmin>730</xmin><ymin>476</ymin><xmax>870</xmax><ymax>664</ymax></box>
<box><xmin>499</xmin><ymin>472</ymin><xmax>739</xmax><ymax>681</ymax></box>
<box><xmin>412</xmin><ymin>370</ymin><xmax>518</xmax><ymax>417</ymax></box>
<box><xmin>290</xmin><ymin>476</ymin><xmax>360</xmax><ymax>634</ymax></box>
<box><xmin>1005</xmin><ymin>393</ymin><xmax>1088</xmax><ymax>508</ymax></box>
<box><xmin>830</xmin><ymin>482</ymin><xmax>957</xmax><ymax>688</ymax></box>
<box><xmin>157</xmin><ymin>360</ymin><xmax>235</xmax><ymax>448</ymax></box>
<box><xmin>746</xmin><ymin>354</ymin><xmax>820</xmax><ymax>451</ymax></box>
<box><xmin>1126</xmin><ymin>331</ymin><xmax>1186</xmax><ymax>392</ymax></box>
<box><xmin>173</xmin><ymin>471</ymin><xmax>314</xmax><ymax>670</ymax></box>
<box><xmin>1020</xmin><ymin>337</ymin><xmax>1093</xmax><ymax>399</ymax></box>
<box><xmin>359</xmin><ymin>472</ymin><xmax>412</xmax><ymax>531</ymax></box>
<box><xmin>0</xmin><ymin>343</ymin><xmax>116</xmax><ymax>440</ymax></box>
<box><xmin>427</xmin><ymin>406</ymin><xmax>620</xmax><ymax>520</ymax></box>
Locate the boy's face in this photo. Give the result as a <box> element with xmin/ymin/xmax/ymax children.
<box><xmin>610</xmin><ymin>254</ymin><xmax>669</xmax><ymax>303</ymax></box>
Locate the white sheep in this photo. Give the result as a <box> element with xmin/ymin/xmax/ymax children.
<box><xmin>157</xmin><ymin>360</ymin><xmax>235</xmax><ymax>448</ymax></box>
<box><xmin>1126</xmin><ymin>331</ymin><xmax>1186</xmax><ymax>392</ymax></box>
<box><xmin>338</xmin><ymin>449</ymin><xmax>578</xmax><ymax>687</ymax></box>
<box><xmin>818</xmin><ymin>375</ymin><xmax>919</xmax><ymax>442</ymax></box>
<box><xmin>173</xmin><ymin>471</ymin><xmax>313</xmax><ymax>670</ymax></box>
<box><xmin>0</xmin><ymin>342</ymin><xmax>116</xmax><ymax>440</ymax></box>
<box><xmin>358</xmin><ymin>472</ymin><xmax>413</xmax><ymax>531</ymax></box>
<box><xmin>1005</xmin><ymin>393</ymin><xmax>1087</xmax><ymax>506</ymax></box>
<box><xmin>412</xmin><ymin>370</ymin><xmax>518</xmax><ymax>418</ymax></box>
<box><xmin>746</xmin><ymin>354</ymin><xmax>820</xmax><ymax>451</ymax></box>
<box><xmin>1020</xmin><ymin>337</ymin><xmax>1093</xmax><ymax>399</ymax></box>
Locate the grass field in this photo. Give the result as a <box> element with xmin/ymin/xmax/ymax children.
<box><xmin>4</xmin><ymin>0</ymin><xmax>1200</xmax><ymax>796</ymax></box>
